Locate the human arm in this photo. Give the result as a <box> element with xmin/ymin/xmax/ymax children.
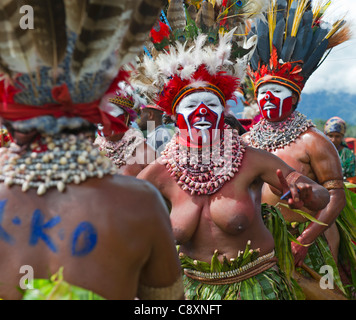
<box><xmin>292</xmin><ymin>188</ymin><xmax>345</xmax><ymax>266</ymax></box>
<box><xmin>291</xmin><ymin>131</ymin><xmax>346</xmax><ymax>266</ymax></box>
<box><xmin>254</xmin><ymin>147</ymin><xmax>330</xmax><ymax>211</ymax></box>
<box><xmin>137</xmin><ymin>182</ymin><xmax>184</xmax><ymax>300</ymax></box>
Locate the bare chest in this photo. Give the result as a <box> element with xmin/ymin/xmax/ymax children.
<box><xmin>168</xmin><ymin>181</ymin><xmax>256</xmax><ymax>244</ymax></box>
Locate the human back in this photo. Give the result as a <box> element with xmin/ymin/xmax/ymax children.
<box><xmin>0</xmin><ymin>174</ymin><xmax>182</xmax><ymax>300</ymax></box>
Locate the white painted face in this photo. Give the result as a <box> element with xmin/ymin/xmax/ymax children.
<box><xmin>257</xmin><ymin>83</ymin><xmax>294</xmax><ymax>121</ymax></box>
<box><xmin>175</xmin><ymin>91</ymin><xmax>224</xmax><ymax>145</ymax></box>
<box><xmin>98</xmin><ymin>102</ymin><xmax>126</xmax><ymax>137</ymax></box>
<box><xmin>105</xmin><ymin>102</ymin><xmax>125</xmax><ymax>118</ymax></box>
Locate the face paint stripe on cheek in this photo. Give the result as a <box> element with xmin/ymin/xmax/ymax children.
<box><xmin>257</xmin><ymin>84</ymin><xmax>294</xmax><ymax>121</ymax></box>
<box><xmin>175</xmin><ymin>91</ymin><xmax>224</xmax><ymax>146</ymax></box>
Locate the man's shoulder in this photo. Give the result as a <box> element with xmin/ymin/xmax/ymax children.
<box><xmin>301</xmin><ymin>127</ymin><xmax>333</xmax><ymax>144</ymax></box>
<box><xmin>110</xmin><ymin>174</ymin><xmax>156</xmax><ymax>192</ymax></box>
<box><xmin>101</xmin><ymin>174</ymin><xmax>167</xmax><ymax>215</ymax></box>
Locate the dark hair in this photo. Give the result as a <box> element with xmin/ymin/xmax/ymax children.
<box><xmin>224</xmin><ymin>114</ymin><xmax>247</xmax><ymax>135</ymax></box>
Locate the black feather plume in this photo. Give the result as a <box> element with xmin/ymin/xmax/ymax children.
<box><xmin>280</xmin><ymin>36</ymin><xmax>296</xmax><ymax>62</ymax></box>
<box><xmin>302</xmin><ymin>39</ymin><xmax>328</xmax><ymax>77</ymax></box>
<box><xmin>256</xmin><ymin>19</ymin><xmax>270</xmax><ymax>64</ymax></box>
<box><xmin>273</xmin><ymin>19</ymin><xmax>285</xmax><ymax>57</ymax></box>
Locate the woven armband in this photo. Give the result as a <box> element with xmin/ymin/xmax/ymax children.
<box><xmin>138</xmin><ymin>276</ymin><xmax>184</xmax><ymax>300</ymax></box>
<box><xmin>285</xmin><ymin>171</ymin><xmax>303</xmax><ymax>185</ymax></box>
<box><xmin>322</xmin><ymin>179</ymin><xmax>344</xmax><ymax>190</ymax></box>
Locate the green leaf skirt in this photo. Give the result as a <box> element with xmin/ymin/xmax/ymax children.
<box><xmin>182</xmin><ymin>267</ymin><xmax>301</xmax><ymax>300</ymax></box>
<box><xmin>288</xmin><ymin>187</ymin><xmax>356</xmax><ymax>299</ymax></box>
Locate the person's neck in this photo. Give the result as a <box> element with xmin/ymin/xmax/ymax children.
<box><xmin>153</xmin><ymin>119</ymin><xmax>163</xmax><ymax>129</ymax></box>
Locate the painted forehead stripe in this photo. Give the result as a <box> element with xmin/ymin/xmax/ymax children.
<box><xmin>172</xmin><ymin>84</ymin><xmax>225</xmax><ymax>114</ymax></box>
<box><xmin>255</xmin><ymin>76</ymin><xmax>301</xmax><ymax>97</ymax></box>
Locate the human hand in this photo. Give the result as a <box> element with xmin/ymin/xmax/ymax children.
<box><xmin>291</xmin><ymin>240</ymin><xmax>310</xmax><ymax>267</ymax></box>
<box><xmin>277</xmin><ymin>169</ymin><xmax>313</xmax><ymax>209</ymax></box>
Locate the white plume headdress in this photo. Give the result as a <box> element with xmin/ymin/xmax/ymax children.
<box><xmin>129</xmin><ymin>0</ymin><xmax>267</xmax><ymax>115</ymax></box>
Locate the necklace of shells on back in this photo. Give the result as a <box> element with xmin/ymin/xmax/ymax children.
<box><xmin>0</xmin><ymin>133</ymin><xmax>115</xmax><ymax>195</ymax></box>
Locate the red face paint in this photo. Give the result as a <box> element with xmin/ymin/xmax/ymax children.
<box><xmin>176</xmin><ymin>92</ymin><xmax>224</xmax><ymax>148</ymax></box>
<box><xmin>257</xmin><ymin>84</ymin><xmax>294</xmax><ymax>122</ymax></box>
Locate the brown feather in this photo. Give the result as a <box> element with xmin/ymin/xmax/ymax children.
<box><xmin>327</xmin><ymin>25</ymin><xmax>352</xmax><ymax>49</ymax></box>
<box><xmin>64</xmin><ymin>0</ymin><xmax>88</xmax><ymax>34</ymax></box>
<box><xmin>117</xmin><ymin>0</ymin><xmax>165</xmax><ymax>68</ymax></box>
<box><xmin>201</xmin><ymin>1</ymin><xmax>215</xmax><ymax>27</ymax></box>
<box><xmin>187</xmin><ymin>4</ymin><xmax>197</xmax><ymax>22</ymax></box>
<box><xmin>27</xmin><ymin>0</ymin><xmax>67</xmax><ymax>70</ymax></box>
<box><xmin>195</xmin><ymin>1</ymin><xmax>215</xmax><ymax>30</ymax></box>
<box><xmin>0</xmin><ymin>0</ymin><xmax>36</xmax><ymax>73</ymax></box>
<box><xmin>167</xmin><ymin>0</ymin><xmax>186</xmax><ymax>31</ymax></box>
<box><xmin>71</xmin><ymin>0</ymin><xmax>130</xmax><ymax>77</ymax></box>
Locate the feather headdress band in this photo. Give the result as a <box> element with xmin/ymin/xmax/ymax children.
<box><xmin>249</xmin><ymin>0</ymin><xmax>351</xmax><ymax>97</ymax></box>
<box><xmin>130</xmin><ymin>0</ymin><xmax>268</xmax><ymax>115</ymax></box>
<box><xmin>0</xmin><ymin>0</ymin><xmax>165</xmax><ymax>135</ymax></box>
<box><xmin>102</xmin><ymin>74</ymin><xmax>147</xmax><ymax>123</ymax></box>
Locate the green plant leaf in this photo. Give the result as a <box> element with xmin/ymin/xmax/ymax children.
<box><xmin>344</xmin><ymin>182</ymin><xmax>356</xmax><ymax>189</ymax></box>
<box><xmin>275</xmin><ymin>202</ymin><xmax>328</xmax><ymax>226</ymax></box>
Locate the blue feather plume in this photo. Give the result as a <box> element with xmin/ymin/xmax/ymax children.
<box><xmin>256</xmin><ymin>19</ymin><xmax>270</xmax><ymax>64</ymax></box>
<box><xmin>304</xmin><ymin>27</ymin><xmax>329</xmax><ymax>62</ymax></box>
<box><xmin>273</xmin><ymin>19</ymin><xmax>285</xmax><ymax>57</ymax></box>
<box><xmin>280</xmin><ymin>36</ymin><xmax>296</xmax><ymax>62</ymax></box>
<box><xmin>302</xmin><ymin>39</ymin><xmax>329</xmax><ymax>77</ymax></box>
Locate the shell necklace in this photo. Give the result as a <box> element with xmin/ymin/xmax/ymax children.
<box><xmin>0</xmin><ymin>133</ymin><xmax>115</xmax><ymax>195</ymax></box>
<box><xmin>248</xmin><ymin>111</ymin><xmax>315</xmax><ymax>152</ymax></box>
<box><xmin>94</xmin><ymin>128</ymin><xmax>144</xmax><ymax>168</ymax></box>
<box><xmin>161</xmin><ymin>125</ymin><xmax>246</xmax><ymax>196</ymax></box>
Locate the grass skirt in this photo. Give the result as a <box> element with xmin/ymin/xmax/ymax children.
<box><xmin>183</xmin><ymin>267</ymin><xmax>301</xmax><ymax>300</ymax></box>
<box><xmin>288</xmin><ymin>187</ymin><xmax>356</xmax><ymax>299</ymax></box>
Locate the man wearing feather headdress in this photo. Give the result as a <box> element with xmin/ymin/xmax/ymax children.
<box><xmin>0</xmin><ymin>0</ymin><xmax>184</xmax><ymax>300</ymax></box>
<box><xmin>135</xmin><ymin>0</ymin><xmax>331</xmax><ymax>300</ymax></box>
<box><xmin>136</xmin><ymin>104</ymin><xmax>174</xmax><ymax>156</ymax></box>
<box><xmin>244</xmin><ymin>0</ymin><xmax>355</xmax><ymax>298</ymax></box>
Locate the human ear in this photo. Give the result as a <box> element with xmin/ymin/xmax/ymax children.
<box><xmin>292</xmin><ymin>92</ymin><xmax>299</xmax><ymax>105</ymax></box>
<box><xmin>148</xmin><ymin>110</ymin><xmax>155</xmax><ymax>120</ymax></box>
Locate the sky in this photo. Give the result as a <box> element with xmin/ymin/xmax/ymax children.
<box><xmin>302</xmin><ymin>0</ymin><xmax>356</xmax><ymax>95</ymax></box>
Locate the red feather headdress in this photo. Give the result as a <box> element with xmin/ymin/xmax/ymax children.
<box><xmin>248</xmin><ymin>0</ymin><xmax>351</xmax><ymax>99</ymax></box>
<box><xmin>250</xmin><ymin>46</ymin><xmax>305</xmax><ymax>97</ymax></box>
<box><xmin>158</xmin><ymin>65</ymin><xmax>240</xmax><ymax>116</ymax></box>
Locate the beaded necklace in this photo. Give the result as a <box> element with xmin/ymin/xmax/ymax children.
<box><xmin>94</xmin><ymin>128</ymin><xmax>144</xmax><ymax>169</ymax></box>
<box><xmin>0</xmin><ymin>133</ymin><xmax>115</xmax><ymax>195</ymax></box>
<box><xmin>248</xmin><ymin>111</ymin><xmax>315</xmax><ymax>152</ymax></box>
<box><xmin>161</xmin><ymin>125</ymin><xmax>246</xmax><ymax>196</ymax></box>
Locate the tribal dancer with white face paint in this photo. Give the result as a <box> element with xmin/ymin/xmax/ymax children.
<box><xmin>256</xmin><ymin>83</ymin><xmax>294</xmax><ymax>122</ymax></box>
<box><xmin>94</xmin><ymin>80</ymin><xmax>156</xmax><ymax>177</ymax></box>
<box><xmin>244</xmin><ymin>0</ymin><xmax>355</xmax><ymax>298</ymax></box>
<box><xmin>135</xmin><ymin>0</ymin><xmax>331</xmax><ymax>301</ymax></box>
